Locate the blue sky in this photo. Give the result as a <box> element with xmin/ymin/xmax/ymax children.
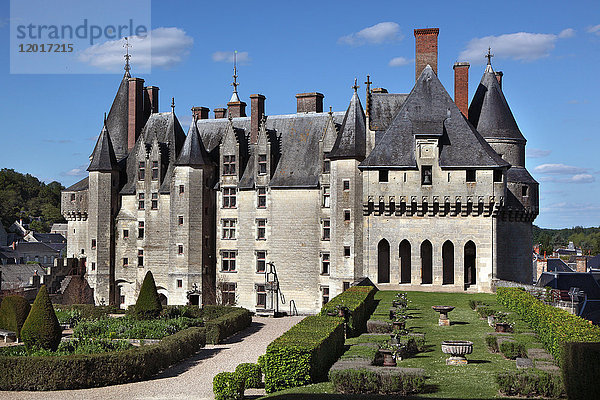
<box><xmin>0</xmin><ymin>0</ymin><xmax>599</xmax><ymax>229</ymax></box>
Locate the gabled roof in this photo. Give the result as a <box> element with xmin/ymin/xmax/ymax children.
<box><xmin>104</xmin><ymin>73</ymin><xmax>130</xmax><ymax>160</ymax></box>
<box><xmin>468</xmin><ymin>65</ymin><xmax>526</xmax><ymax>142</ymax></box>
<box><xmin>175</xmin><ymin>120</ymin><xmax>212</xmax><ymax>167</ymax></box>
<box><xmin>87</xmin><ymin>123</ymin><xmax>118</xmax><ymax>172</ymax></box>
<box><xmin>546</xmin><ymin>258</ymin><xmax>574</xmax><ymax>272</ymax></box>
<box><xmin>66</xmin><ymin>177</ymin><xmax>89</xmax><ymax>192</ymax></box>
<box><xmin>360</xmin><ymin>65</ymin><xmax>508</xmax><ymax>169</ymax></box>
<box><xmin>328</xmin><ymin>90</ymin><xmax>366</xmax><ymax>161</ymax></box>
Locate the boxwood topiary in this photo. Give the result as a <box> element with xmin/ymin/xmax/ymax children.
<box><xmin>134</xmin><ymin>271</ymin><xmax>162</xmax><ymax>320</ymax></box>
<box><xmin>235</xmin><ymin>362</ymin><xmax>262</xmax><ymax>388</ymax></box>
<box><xmin>20</xmin><ymin>286</ymin><xmax>62</xmax><ymax>351</ymax></box>
<box><xmin>213</xmin><ymin>371</ymin><xmax>245</xmax><ymax>400</ymax></box>
<box><xmin>0</xmin><ymin>295</ymin><xmax>31</xmax><ymax>340</ymax></box>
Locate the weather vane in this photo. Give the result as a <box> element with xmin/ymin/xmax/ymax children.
<box><xmin>232</xmin><ymin>50</ymin><xmax>239</xmax><ymax>93</ymax></box>
<box><xmin>486</xmin><ymin>47</ymin><xmax>494</xmax><ymax>65</ymax></box>
<box><xmin>123</xmin><ymin>37</ymin><xmax>132</xmax><ymax>74</ymax></box>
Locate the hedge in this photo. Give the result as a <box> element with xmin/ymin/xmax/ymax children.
<box><xmin>0</xmin><ymin>295</ymin><xmax>31</xmax><ymax>339</ymax></box>
<box><xmin>263</xmin><ymin>315</ymin><xmax>345</xmax><ymax>393</ymax></box>
<box><xmin>0</xmin><ymin>326</ymin><xmax>206</xmax><ymax>390</ymax></box>
<box><xmin>213</xmin><ymin>371</ymin><xmax>245</xmax><ymax>400</ymax></box>
<box><xmin>329</xmin><ymin>366</ymin><xmax>425</xmax><ymax>395</ymax></box>
<box><xmin>499</xmin><ymin>341</ymin><xmax>526</xmax><ymax>360</ymax></box>
<box><xmin>496</xmin><ymin>370</ymin><xmax>564</xmax><ymax>398</ymax></box>
<box><xmin>235</xmin><ymin>362</ymin><xmax>262</xmax><ymax>388</ymax></box>
<box><xmin>562</xmin><ymin>341</ymin><xmax>600</xmax><ymax>400</ymax></box>
<box><xmin>55</xmin><ymin>304</ymin><xmax>122</xmax><ymax>321</ymax></box>
<box><xmin>497</xmin><ymin>287</ymin><xmax>600</xmax><ymax>361</ymax></box>
<box><xmin>20</xmin><ymin>286</ymin><xmax>62</xmax><ymax>351</ymax></box>
<box><xmin>134</xmin><ymin>271</ymin><xmax>162</xmax><ymax>320</ymax></box>
<box><xmin>205</xmin><ymin>307</ymin><xmax>252</xmax><ymax>344</ymax></box>
<box><xmin>320</xmin><ymin>285</ymin><xmax>377</xmax><ymax>337</ymax></box>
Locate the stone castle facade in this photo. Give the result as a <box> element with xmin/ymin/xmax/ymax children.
<box><xmin>61</xmin><ymin>28</ymin><xmax>538</xmax><ymax>313</ymax></box>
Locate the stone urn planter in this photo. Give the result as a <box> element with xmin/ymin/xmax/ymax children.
<box><xmin>495</xmin><ymin>322</ymin><xmax>512</xmax><ymax>333</ymax></box>
<box><xmin>441</xmin><ymin>340</ymin><xmax>473</xmax><ymax>365</ymax></box>
<box><xmin>378</xmin><ymin>349</ymin><xmax>396</xmax><ymax>367</ymax></box>
<box><xmin>432</xmin><ymin>306</ymin><xmax>455</xmax><ymax>326</ymax></box>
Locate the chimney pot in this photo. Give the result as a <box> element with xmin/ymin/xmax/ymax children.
<box><xmin>191</xmin><ymin>106</ymin><xmax>210</xmax><ymax>120</ymax></box>
<box><xmin>214</xmin><ymin>108</ymin><xmax>227</xmax><ymax>119</ymax></box>
<box><xmin>250</xmin><ymin>94</ymin><xmax>266</xmax><ymax>144</ymax></box>
<box><xmin>295</xmin><ymin>92</ymin><xmax>324</xmax><ymax>113</ymax></box>
<box><xmin>453</xmin><ymin>62</ymin><xmax>470</xmax><ymax>118</ymax></box>
<box><xmin>371</xmin><ymin>88</ymin><xmax>388</xmax><ymax>94</ymax></box>
<box><xmin>414</xmin><ymin>28</ymin><xmax>440</xmax><ymax>81</ymax></box>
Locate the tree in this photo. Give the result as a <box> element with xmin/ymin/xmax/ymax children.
<box><xmin>20</xmin><ymin>285</ymin><xmax>62</xmax><ymax>351</ymax></box>
<box><xmin>0</xmin><ymin>295</ymin><xmax>31</xmax><ymax>340</ymax></box>
<box><xmin>134</xmin><ymin>271</ymin><xmax>162</xmax><ymax>319</ymax></box>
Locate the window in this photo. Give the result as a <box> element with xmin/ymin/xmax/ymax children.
<box><xmin>91</xmin><ymin>262</ymin><xmax>96</xmax><ymax>271</ymax></box>
<box><xmin>379</xmin><ymin>170</ymin><xmax>389</xmax><ymax>182</ymax></box>
<box><xmin>222</xmin><ymin>219</ymin><xmax>236</xmax><ymax>240</ymax></box>
<box><xmin>138</xmin><ymin>161</ymin><xmax>145</xmax><ymax>180</ymax></box>
<box><xmin>322</xmin><ymin>286</ymin><xmax>330</xmax><ymax>304</ymax></box>
<box><xmin>120</xmin><ymin>295</ymin><xmax>125</xmax><ymax>305</ymax></box>
<box><xmin>123</xmin><ymin>258</ymin><xmax>128</xmax><ymax>267</ymax></box>
<box><xmin>322</xmin><ymin>186</ymin><xmax>330</xmax><ymax>208</ymax></box>
<box><xmin>178</xmin><ymin>245</ymin><xmax>184</xmax><ymax>255</ymax></box>
<box><xmin>138</xmin><ymin>193</ymin><xmax>145</xmax><ymax>210</ymax></box>
<box><xmin>256</xmin><ymin>284</ymin><xmax>267</xmax><ymax>307</ymax></box>
<box><xmin>323</xmin><ymin>160</ymin><xmax>330</xmax><ymax>174</ymax></box>
<box><xmin>522</xmin><ymin>185</ymin><xmax>529</xmax><ymax>197</ymax></box>
<box><xmin>256</xmin><ymin>251</ymin><xmax>266</xmax><ymax>273</ymax></box>
<box><xmin>138</xmin><ymin>249</ymin><xmax>144</xmax><ymax>267</ymax></box>
<box><xmin>258</xmin><ymin>154</ymin><xmax>267</xmax><ymax>175</ymax></box>
<box><xmin>222</xmin><ymin>251</ymin><xmax>236</xmax><ymax>271</ymax></box>
<box><xmin>344</xmin><ymin>246</ymin><xmax>351</xmax><ymax>257</ymax></box>
<box><xmin>223</xmin><ymin>155</ymin><xmax>236</xmax><ymax>175</ymax></box>
<box><xmin>91</xmin><ymin>239</ymin><xmax>96</xmax><ymax>249</ymax></box>
<box><xmin>343</xmin><ymin>180</ymin><xmax>350</xmax><ymax>191</ymax></box>
<box><xmin>257</xmin><ymin>219</ymin><xmax>266</xmax><ymax>240</ymax></box>
<box><xmin>466</xmin><ymin>169</ymin><xmax>476</xmax><ymax>182</ymax></box>
<box><xmin>70</xmin><ymin>193</ymin><xmax>76</xmax><ymax>202</ymax></box>
<box><xmin>177</xmin><ymin>279</ymin><xmax>183</xmax><ymax>288</ymax></box>
<box><xmin>178</xmin><ymin>216</ymin><xmax>184</xmax><ymax>226</ymax></box>
<box><xmin>151</xmin><ymin>193</ymin><xmax>158</xmax><ymax>210</ymax></box>
<box><xmin>257</xmin><ymin>187</ymin><xmax>267</xmax><ymax>208</ymax></box>
<box><xmin>138</xmin><ymin>221</ymin><xmax>144</xmax><ymax>239</ymax></box>
<box><xmin>223</xmin><ymin>187</ymin><xmax>236</xmax><ymax>208</ymax></box>
<box><xmin>344</xmin><ymin>210</ymin><xmax>351</xmax><ymax>221</ymax></box>
<box><xmin>321</xmin><ymin>252</ymin><xmax>330</xmax><ymax>275</ymax></box>
<box><xmin>343</xmin><ymin>282</ymin><xmax>351</xmax><ymax>291</ymax></box>
<box><xmin>322</xmin><ymin>219</ymin><xmax>331</xmax><ymax>241</ymax></box>
<box><xmin>421</xmin><ymin>166</ymin><xmax>432</xmax><ymax>185</ymax></box>
<box><xmin>221</xmin><ymin>282</ymin><xmax>236</xmax><ymax>305</ymax></box>
<box><xmin>179</xmin><ymin>185</ymin><xmax>185</xmax><ymax>195</ymax></box>
<box><xmin>494</xmin><ymin>170</ymin><xmax>503</xmax><ymax>183</ymax></box>
<box><xmin>123</xmin><ymin>229</ymin><xmax>129</xmax><ymax>239</ymax></box>
<box><xmin>151</xmin><ymin>161</ymin><xmax>159</xmax><ymax>180</ymax></box>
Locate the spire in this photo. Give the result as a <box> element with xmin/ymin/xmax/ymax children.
<box><xmin>171</xmin><ymin>97</ymin><xmax>175</xmax><ymax>113</ymax></box>
<box><xmin>485</xmin><ymin>47</ymin><xmax>494</xmax><ymax>73</ymax></box>
<box><xmin>230</xmin><ymin>50</ymin><xmax>241</xmax><ymax>103</ymax></box>
<box><xmin>88</xmin><ymin>115</ymin><xmax>118</xmax><ymax>172</ymax></box>
<box><xmin>328</xmin><ymin>82</ymin><xmax>366</xmax><ymax>161</ymax></box>
<box><xmin>175</xmin><ymin>120</ymin><xmax>212</xmax><ymax>167</ymax></box>
<box><xmin>123</xmin><ymin>37</ymin><xmax>131</xmax><ymax>77</ymax></box>
<box><xmin>364</xmin><ymin>74</ymin><xmax>372</xmax><ymax>117</ymax></box>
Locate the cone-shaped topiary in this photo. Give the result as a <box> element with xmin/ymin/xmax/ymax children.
<box><xmin>20</xmin><ymin>285</ymin><xmax>62</xmax><ymax>351</ymax></box>
<box><xmin>134</xmin><ymin>271</ymin><xmax>163</xmax><ymax>319</ymax></box>
<box><xmin>0</xmin><ymin>295</ymin><xmax>31</xmax><ymax>340</ymax></box>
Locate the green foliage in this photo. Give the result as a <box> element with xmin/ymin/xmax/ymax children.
<box><xmin>340</xmin><ymin>344</ymin><xmax>379</xmax><ymax>361</ymax></box>
<box><xmin>264</xmin><ymin>315</ymin><xmax>345</xmax><ymax>393</ymax></box>
<box><xmin>160</xmin><ymin>305</ymin><xmax>203</xmax><ymax>319</ymax></box>
<box><xmin>497</xmin><ymin>287</ymin><xmax>600</xmax><ymax>361</ymax></box>
<box><xmin>0</xmin><ymin>326</ymin><xmax>206</xmax><ymax>390</ymax></box>
<box><xmin>0</xmin><ymin>295</ymin><xmax>31</xmax><ymax>339</ymax></box>
<box><xmin>235</xmin><ymin>363</ymin><xmax>262</xmax><ymax>389</ymax></box>
<box><xmin>499</xmin><ymin>341</ymin><xmax>527</xmax><ymax>359</ymax></box>
<box><xmin>0</xmin><ymin>169</ymin><xmax>65</xmax><ymax>231</ymax></box>
<box><xmin>56</xmin><ymin>304</ymin><xmax>122</xmax><ymax>321</ymax></box>
<box><xmin>561</xmin><ymin>342</ymin><xmax>600</xmax><ymax>400</ymax></box>
<box><xmin>533</xmin><ymin>224</ymin><xmax>600</xmax><ymax>255</ymax></box>
<box><xmin>257</xmin><ymin>354</ymin><xmax>266</xmax><ymax>372</ymax></box>
<box><xmin>476</xmin><ymin>306</ymin><xmax>496</xmax><ymax>318</ymax></box>
<box><xmin>320</xmin><ymin>285</ymin><xmax>377</xmax><ymax>337</ymax></box>
<box><xmin>73</xmin><ymin>316</ymin><xmax>202</xmax><ymax>339</ymax></box>
<box><xmin>468</xmin><ymin>299</ymin><xmax>484</xmax><ymax>310</ymax></box>
<box><xmin>329</xmin><ymin>367</ymin><xmax>425</xmax><ymax>395</ymax></box>
<box><xmin>134</xmin><ymin>271</ymin><xmax>162</xmax><ymax>320</ymax></box>
<box><xmin>0</xmin><ymin>338</ymin><xmax>132</xmax><ymax>357</ymax></box>
<box><xmin>213</xmin><ymin>372</ymin><xmax>245</xmax><ymax>400</ymax></box>
<box><xmin>205</xmin><ymin>307</ymin><xmax>252</xmax><ymax>344</ymax></box>
<box><xmin>53</xmin><ymin>307</ymin><xmax>82</xmax><ymax>326</ymax></box>
<box><xmin>485</xmin><ymin>335</ymin><xmax>499</xmax><ymax>352</ymax></box>
<box><xmin>20</xmin><ymin>286</ymin><xmax>62</xmax><ymax>351</ymax></box>
<box><xmin>496</xmin><ymin>370</ymin><xmax>564</xmax><ymax>398</ymax></box>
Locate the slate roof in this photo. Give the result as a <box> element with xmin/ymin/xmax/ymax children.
<box><xmin>0</xmin><ymin>263</ymin><xmax>46</xmax><ymax>288</ymax></box>
<box><xmin>360</xmin><ymin>66</ymin><xmax>509</xmax><ymax>170</ymax></box>
<box><xmin>175</xmin><ymin>120</ymin><xmax>212</xmax><ymax>167</ymax></box>
<box><xmin>546</xmin><ymin>258</ymin><xmax>574</xmax><ymax>273</ymax></box>
<box><xmin>87</xmin><ymin>123</ymin><xmax>118</xmax><ymax>172</ymax></box>
<box><xmin>15</xmin><ymin>241</ymin><xmax>62</xmax><ymax>254</ymax></box>
<box><xmin>328</xmin><ymin>90</ymin><xmax>367</xmax><ymax>161</ymax></box>
<box><xmin>65</xmin><ymin>177</ymin><xmax>89</xmax><ymax>192</ymax></box>
<box><xmin>104</xmin><ymin>73</ymin><xmax>130</xmax><ymax>160</ymax></box>
<box><xmin>369</xmin><ymin>93</ymin><xmax>408</xmax><ymax>131</ymax></box>
<box><xmin>588</xmin><ymin>254</ymin><xmax>600</xmax><ymax>270</ymax></box>
<box><xmin>507</xmin><ymin>166</ymin><xmax>538</xmax><ymax>184</ymax></box>
<box><xmin>536</xmin><ymin>271</ymin><xmax>600</xmax><ymax>299</ymax></box>
<box><xmin>468</xmin><ymin>65</ymin><xmax>526</xmax><ymax>142</ymax></box>
<box><xmin>32</xmin><ymin>233</ymin><xmax>66</xmax><ymax>243</ymax></box>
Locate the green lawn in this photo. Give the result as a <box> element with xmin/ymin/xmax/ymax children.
<box><xmin>261</xmin><ymin>290</ymin><xmax>545</xmax><ymax>399</ymax></box>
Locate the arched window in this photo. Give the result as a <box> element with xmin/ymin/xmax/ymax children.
<box><xmin>421</xmin><ymin>240</ymin><xmax>432</xmax><ymax>284</ymax></box>
<box><xmin>399</xmin><ymin>240</ymin><xmax>411</xmax><ymax>283</ymax></box>
<box><xmin>442</xmin><ymin>241</ymin><xmax>454</xmax><ymax>284</ymax></box>
<box><xmin>464</xmin><ymin>241</ymin><xmax>476</xmax><ymax>286</ymax></box>
<box><xmin>377</xmin><ymin>239</ymin><xmax>390</xmax><ymax>284</ymax></box>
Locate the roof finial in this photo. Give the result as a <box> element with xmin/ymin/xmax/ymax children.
<box><xmin>123</xmin><ymin>37</ymin><xmax>131</xmax><ymax>76</ymax></box>
<box><xmin>171</xmin><ymin>97</ymin><xmax>175</xmax><ymax>113</ymax></box>
<box><xmin>328</xmin><ymin>106</ymin><xmax>333</xmax><ymax>116</ymax></box>
<box><xmin>352</xmin><ymin>78</ymin><xmax>359</xmax><ymax>92</ymax></box>
<box><xmin>103</xmin><ymin>112</ymin><xmax>107</xmax><ymax>125</ymax></box>
<box><xmin>486</xmin><ymin>47</ymin><xmax>494</xmax><ymax>65</ymax></box>
<box><xmin>364</xmin><ymin>75</ymin><xmax>372</xmax><ymax>93</ymax></box>
<box><xmin>232</xmin><ymin>50</ymin><xmax>239</xmax><ymax>93</ymax></box>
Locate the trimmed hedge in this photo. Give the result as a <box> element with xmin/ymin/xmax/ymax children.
<box><xmin>0</xmin><ymin>295</ymin><xmax>31</xmax><ymax>339</ymax></box>
<box><xmin>329</xmin><ymin>367</ymin><xmax>425</xmax><ymax>395</ymax></box>
<box><xmin>235</xmin><ymin>362</ymin><xmax>262</xmax><ymax>388</ymax></box>
<box><xmin>485</xmin><ymin>335</ymin><xmax>499</xmax><ymax>352</ymax></box>
<box><xmin>500</xmin><ymin>341</ymin><xmax>526</xmax><ymax>360</ymax></box>
<box><xmin>20</xmin><ymin>286</ymin><xmax>62</xmax><ymax>351</ymax></box>
<box><xmin>55</xmin><ymin>304</ymin><xmax>122</xmax><ymax>321</ymax></box>
<box><xmin>213</xmin><ymin>371</ymin><xmax>245</xmax><ymax>400</ymax></box>
<box><xmin>562</xmin><ymin>341</ymin><xmax>600</xmax><ymax>400</ymax></box>
<box><xmin>263</xmin><ymin>315</ymin><xmax>345</xmax><ymax>393</ymax></box>
<box><xmin>205</xmin><ymin>307</ymin><xmax>252</xmax><ymax>344</ymax></box>
<box><xmin>134</xmin><ymin>271</ymin><xmax>162</xmax><ymax>320</ymax></box>
<box><xmin>320</xmin><ymin>285</ymin><xmax>377</xmax><ymax>337</ymax></box>
<box><xmin>0</xmin><ymin>326</ymin><xmax>206</xmax><ymax>390</ymax></box>
<box><xmin>496</xmin><ymin>370</ymin><xmax>564</xmax><ymax>398</ymax></box>
<box><xmin>497</xmin><ymin>287</ymin><xmax>600</xmax><ymax>361</ymax></box>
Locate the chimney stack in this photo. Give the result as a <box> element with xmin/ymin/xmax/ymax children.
<box><xmin>227</xmin><ymin>99</ymin><xmax>247</xmax><ymax>118</ymax></box>
<box><xmin>495</xmin><ymin>71</ymin><xmax>503</xmax><ymax>88</ymax></box>
<box><xmin>296</xmin><ymin>92</ymin><xmax>324</xmax><ymax>113</ymax></box>
<box><xmin>144</xmin><ymin>86</ymin><xmax>159</xmax><ymax>114</ymax></box>
<box><xmin>453</xmin><ymin>62</ymin><xmax>469</xmax><ymax>118</ymax></box>
<box><xmin>191</xmin><ymin>106</ymin><xmax>210</xmax><ymax>120</ymax></box>
<box><xmin>414</xmin><ymin>28</ymin><xmax>439</xmax><ymax>80</ymax></box>
<box><xmin>128</xmin><ymin>77</ymin><xmax>145</xmax><ymax>151</ymax></box>
<box><xmin>214</xmin><ymin>108</ymin><xmax>227</xmax><ymax>119</ymax></box>
<box><xmin>250</xmin><ymin>94</ymin><xmax>265</xmax><ymax>144</ymax></box>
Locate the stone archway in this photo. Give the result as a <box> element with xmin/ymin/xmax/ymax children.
<box><xmin>399</xmin><ymin>240</ymin><xmax>411</xmax><ymax>283</ymax></box>
<box><xmin>464</xmin><ymin>241</ymin><xmax>476</xmax><ymax>286</ymax></box>
<box><xmin>442</xmin><ymin>240</ymin><xmax>454</xmax><ymax>284</ymax></box>
<box><xmin>421</xmin><ymin>240</ymin><xmax>432</xmax><ymax>284</ymax></box>
<box><xmin>378</xmin><ymin>239</ymin><xmax>390</xmax><ymax>283</ymax></box>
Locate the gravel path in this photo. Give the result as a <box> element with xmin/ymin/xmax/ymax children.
<box><xmin>2</xmin><ymin>316</ymin><xmax>303</xmax><ymax>400</ymax></box>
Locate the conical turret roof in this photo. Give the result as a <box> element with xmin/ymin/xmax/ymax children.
<box><xmin>87</xmin><ymin>120</ymin><xmax>118</xmax><ymax>171</ymax></box>
<box><xmin>328</xmin><ymin>88</ymin><xmax>366</xmax><ymax>161</ymax></box>
<box><xmin>175</xmin><ymin>120</ymin><xmax>212</xmax><ymax>167</ymax></box>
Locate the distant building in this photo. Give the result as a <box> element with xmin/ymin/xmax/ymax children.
<box><xmin>50</xmin><ymin>223</ymin><xmax>68</xmax><ymax>239</ymax></box>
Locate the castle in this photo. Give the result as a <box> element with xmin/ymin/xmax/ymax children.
<box><xmin>61</xmin><ymin>28</ymin><xmax>538</xmax><ymax>313</ymax></box>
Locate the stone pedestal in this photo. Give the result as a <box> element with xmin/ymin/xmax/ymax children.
<box><xmin>439</xmin><ymin>316</ymin><xmax>450</xmax><ymax>326</ymax></box>
<box><xmin>446</xmin><ymin>356</ymin><xmax>468</xmax><ymax>365</ymax></box>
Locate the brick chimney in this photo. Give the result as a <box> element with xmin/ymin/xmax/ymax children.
<box><xmin>296</xmin><ymin>92</ymin><xmax>324</xmax><ymax>113</ymax></box>
<box><xmin>191</xmin><ymin>106</ymin><xmax>210</xmax><ymax>120</ymax></box>
<box><xmin>453</xmin><ymin>62</ymin><xmax>469</xmax><ymax>118</ymax></box>
<box><xmin>227</xmin><ymin>100</ymin><xmax>247</xmax><ymax>118</ymax></box>
<box><xmin>144</xmin><ymin>86</ymin><xmax>159</xmax><ymax>114</ymax></box>
<box><xmin>576</xmin><ymin>256</ymin><xmax>588</xmax><ymax>273</ymax></box>
<box><xmin>414</xmin><ymin>28</ymin><xmax>439</xmax><ymax>81</ymax></box>
<box><xmin>214</xmin><ymin>108</ymin><xmax>227</xmax><ymax>119</ymax></box>
<box><xmin>250</xmin><ymin>94</ymin><xmax>265</xmax><ymax>144</ymax></box>
<box><xmin>371</xmin><ymin>88</ymin><xmax>388</xmax><ymax>93</ymax></box>
<box><xmin>495</xmin><ymin>71</ymin><xmax>503</xmax><ymax>88</ymax></box>
<box><xmin>128</xmin><ymin>77</ymin><xmax>145</xmax><ymax>151</ymax></box>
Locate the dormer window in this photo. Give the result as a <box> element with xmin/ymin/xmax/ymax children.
<box><xmin>323</xmin><ymin>160</ymin><xmax>330</xmax><ymax>174</ymax></box>
<box><xmin>151</xmin><ymin>161</ymin><xmax>159</xmax><ymax>180</ymax></box>
<box><xmin>421</xmin><ymin>166</ymin><xmax>432</xmax><ymax>185</ymax></box>
<box><xmin>138</xmin><ymin>162</ymin><xmax>145</xmax><ymax>180</ymax></box>
<box><xmin>258</xmin><ymin>154</ymin><xmax>267</xmax><ymax>175</ymax></box>
<box><xmin>223</xmin><ymin>155</ymin><xmax>236</xmax><ymax>175</ymax></box>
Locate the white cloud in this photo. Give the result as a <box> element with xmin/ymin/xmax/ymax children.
<box><xmin>526</xmin><ymin>148</ymin><xmax>551</xmax><ymax>159</ymax></box>
<box><xmin>533</xmin><ymin>163</ymin><xmax>588</xmax><ymax>175</ymax></box>
<box><xmin>339</xmin><ymin>22</ymin><xmax>403</xmax><ymax>46</ymax></box>
<box><xmin>558</xmin><ymin>28</ymin><xmax>575</xmax><ymax>38</ymax></box>
<box><xmin>78</xmin><ymin>27</ymin><xmax>193</xmax><ymax>71</ymax></box>
<box><xmin>570</xmin><ymin>174</ymin><xmax>595</xmax><ymax>183</ymax></box>
<box><xmin>211</xmin><ymin>51</ymin><xmax>251</xmax><ymax>64</ymax></box>
<box><xmin>459</xmin><ymin>32</ymin><xmax>558</xmax><ymax>64</ymax></box>
<box><xmin>587</xmin><ymin>24</ymin><xmax>600</xmax><ymax>35</ymax></box>
<box><xmin>388</xmin><ymin>57</ymin><xmax>413</xmax><ymax>67</ymax></box>
<box><xmin>62</xmin><ymin>164</ymin><xmax>88</xmax><ymax>177</ymax></box>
